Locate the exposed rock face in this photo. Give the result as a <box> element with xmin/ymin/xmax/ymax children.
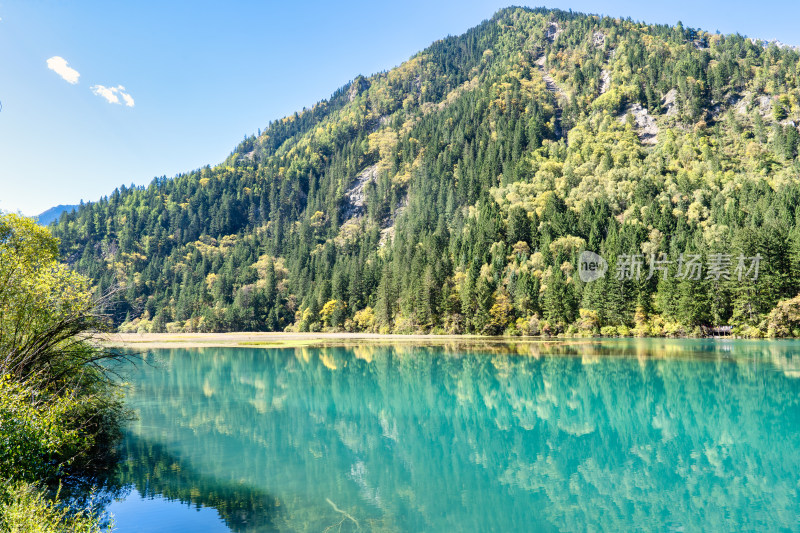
<box><xmin>348</xmin><ymin>76</ymin><xmax>369</xmax><ymax>102</ymax></box>
<box><xmin>734</xmin><ymin>92</ymin><xmax>750</xmax><ymax>115</ymax></box>
<box><xmin>545</xmin><ymin>21</ymin><xmax>562</xmax><ymax>42</ymax></box>
<box><xmin>757</xmin><ymin>95</ymin><xmax>772</xmax><ymax>115</ymax></box>
<box><xmin>594</xmin><ymin>31</ymin><xmax>611</xmax><ymax>96</ymax></box>
<box><xmin>734</xmin><ymin>92</ymin><xmax>773</xmax><ymax>117</ymax></box>
<box><xmin>533</xmin><ymin>53</ymin><xmax>568</xmax><ymax>137</ymax></box>
<box><xmin>620</xmin><ymin>103</ymin><xmax>658</xmax><ymax>144</ymax></box>
<box><xmin>340</xmin><ymin>163</ymin><xmax>409</xmax><ymax>247</ymax></box>
<box><xmin>599</xmin><ymin>69</ymin><xmax>610</xmax><ymax>95</ymax></box>
<box><xmin>379</xmin><ymin>225</ymin><xmax>395</xmax><ymax>247</ymax></box>
<box><xmin>342</xmin><ymin>164</ymin><xmax>378</xmax><ymax>219</ymax></box>
<box><xmin>538</xmin><ymin>65</ymin><xmax>564</xmax><ymax>97</ymax></box>
<box><xmin>379</xmin><ymin>201</ymin><xmax>407</xmax><ymax>247</ymax></box>
<box><xmin>752</xmin><ymin>38</ymin><xmax>800</xmax><ymax>52</ymax></box>
<box><xmin>663</xmin><ymin>89</ymin><xmax>678</xmax><ymax>117</ymax></box>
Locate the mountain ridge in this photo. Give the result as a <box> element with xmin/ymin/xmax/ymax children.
<box><xmin>37</xmin><ymin>204</ymin><xmax>79</xmax><ymax>226</ymax></box>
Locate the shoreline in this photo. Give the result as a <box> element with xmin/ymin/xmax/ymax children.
<box><xmin>99</xmin><ymin>332</ymin><xmax>758</xmax><ymax>350</ymax></box>
<box><xmin>101</xmin><ymin>331</ymin><xmax>565</xmax><ymax>349</ymax></box>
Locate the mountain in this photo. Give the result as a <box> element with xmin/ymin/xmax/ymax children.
<box><xmin>51</xmin><ymin>7</ymin><xmax>800</xmax><ymax>336</ymax></box>
<box><xmin>37</xmin><ymin>204</ymin><xmax>79</xmax><ymax>226</ymax></box>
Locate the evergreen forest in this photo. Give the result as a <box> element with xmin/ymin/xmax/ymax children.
<box><xmin>49</xmin><ymin>7</ymin><xmax>800</xmax><ymax>337</ymax></box>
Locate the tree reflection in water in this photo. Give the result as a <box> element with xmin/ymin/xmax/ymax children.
<box><xmin>105</xmin><ymin>340</ymin><xmax>800</xmax><ymax>532</ymax></box>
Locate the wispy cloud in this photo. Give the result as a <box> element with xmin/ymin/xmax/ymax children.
<box><xmin>119</xmin><ymin>91</ymin><xmax>135</xmax><ymax>108</ymax></box>
<box><xmin>46</xmin><ymin>56</ymin><xmax>80</xmax><ymax>84</ymax></box>
<box><xmin>90</xmin><ymin>85</ymin><xmax>119</xmax><ymax>104</ymax></box>
<box><xmin>90</xmin><ymin>84</ymin><xmax>135</xmax><ymax>107</ymax></box>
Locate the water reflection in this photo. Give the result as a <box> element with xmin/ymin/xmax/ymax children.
<box><xmin>111</xmin><ymin>340</ymin><xmax>800</xmax><ymax>532</ymax></box>
<box><xmin>114</xmin><ymin>434</ymin><xmax>281</xmax><ymax>532</ymax></box>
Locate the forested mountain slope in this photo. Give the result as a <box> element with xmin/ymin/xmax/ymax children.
<box><xmin>51</xmin><ymin>7</ymin><xmax>800</xmax><ymax>336</ymax></box>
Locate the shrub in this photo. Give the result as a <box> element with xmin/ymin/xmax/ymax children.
<box><xmin>600</xmin><ymin>325</ymin><xmax>617</xmax><ymax>337</ymax></box>
<box><xmin>0</xmin><ymin>377</ymin><xmax>81</xmax><ymax>483</ymax></box>
<box><xmin>577</xmin><ymin>309</ymin><xmax>599</xmax><ymax>335</ymax></box>
<box><xmin>662</xmin><ymin>321</ymin><xmax>684</xmax><ymax>337</ymax></box>
<box><xmin>515</xmin><ymin>315</ymin><xmax>541</xmax><ymax>336</ymax></box>
<box><xmin>320</xmin><ymin>299</ymin><xmax>347</xmax><ymax>329</ymax></box>
<box><xmin>0</xmin><ymin>483</ymin><xmax>110</xmax><ymax>533</ymax></box>
<box><xmin>352</xmin><ymin>307</ymin><xmax>376</xmax><ymax>332</ymax></box>
<box><xmin>768</xmin><ymin>294</ymin><xmax>800</xmax><ymax>337</ymax></box>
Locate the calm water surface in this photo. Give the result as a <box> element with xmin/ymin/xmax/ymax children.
<box><xmin>105</xmin><ymin>339</ymin><xmax>800</xmax><ymax>532</ymax></box>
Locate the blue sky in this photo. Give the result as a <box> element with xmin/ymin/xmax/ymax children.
<box><xmin>2</xmin><ymin>0</ymin><xmax>800</xmax><ymax>216</ymax></box>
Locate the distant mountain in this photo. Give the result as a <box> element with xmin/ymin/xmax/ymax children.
<box><xmin>51</xmin><ymin>7</ymin><xmax>800</xmax><ymax>336</ymax></box>
<box><xmin>37</xmin><ymin>204</ymin><xmax>78</xmax><ymax>226</ymax></box>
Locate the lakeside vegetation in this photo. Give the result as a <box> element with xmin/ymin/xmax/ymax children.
<box><xmin>0</xmin><ymin>214</ymin><xmax>126</xmax><ymax>532</ymax></box>
<box><xmin>47</xmin><ymin>8</ymin><xmax>800</xmax><ymax>338</ymax></box>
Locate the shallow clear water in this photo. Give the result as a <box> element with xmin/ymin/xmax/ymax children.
<box><xmin>106</xmin><ymin>339</ymin><xmax>800</xmax><ymax>532</ymax></box>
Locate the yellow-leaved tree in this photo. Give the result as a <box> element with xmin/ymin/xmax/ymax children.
<box><xmin>1</xmin><ymin>214</ymin><xmax>105</xmax><ymax>386</ymax></box>
<box><xmin>0</xmin><ymin>214</ymin><xmax>128</xmax><ymax>532</ymax></box>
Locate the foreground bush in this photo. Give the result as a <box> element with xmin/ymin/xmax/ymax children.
<box><xmin>0</xmin><ymin>214</ymin><xmax>126</xmax><ymax>531</ymax></box>
<box><xmin>0</xmin><ymin>376</ymin><xmax>83</xmax><ymax>483</ymax></box>
<box><xmin>0</xmin><ymin>484</ymin><xmax>108</xmax><ymax>533</ymax></box>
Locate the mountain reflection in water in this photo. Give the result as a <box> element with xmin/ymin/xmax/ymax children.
<box><xmin>103</xmin><ymin>340</ymin><xmax>800</xmax><ymax>532</ymax></box>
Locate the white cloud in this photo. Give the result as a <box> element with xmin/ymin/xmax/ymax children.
<box><xmin>46</xmin><ymin>56</ymin><xmax>80</xmax><ymax>84</ymax></box>
<box><xmin>90</xmin><ymin>85</ymin><xmax>119</xmax><ymax>104</ymax></box>
<box><xmin>120</xmin><ymin>91</ymin><xmax>135</xmax><ymax>108</ymax></box>
<box><xmin>90</xmin><ymin>84</ymin><xmax>135</xmax><ymax>107</ymax></box>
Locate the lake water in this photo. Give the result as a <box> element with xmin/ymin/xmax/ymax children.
<box><xmin>105</xmin><ymin>339</ymin><xmax>800</xmax><ymax>532</ymax></box>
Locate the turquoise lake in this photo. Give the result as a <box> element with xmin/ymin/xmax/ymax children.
<box><xmin>104</xmin><ymin>339</ymin><xmax>800</xmax><ymax>532</ymax></box>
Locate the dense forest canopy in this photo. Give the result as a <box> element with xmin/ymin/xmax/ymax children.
<box><xmin>50</xmin><ymin>7</ymin><xmax>800</xmax><ymax>336</ymax></box>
